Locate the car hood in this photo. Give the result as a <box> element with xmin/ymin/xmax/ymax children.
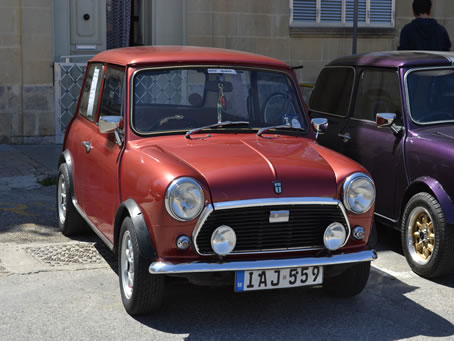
<box><xmin>140</xmin><ymin>134</ymin><xmax>339</xmax><ymax>203</ymax></box>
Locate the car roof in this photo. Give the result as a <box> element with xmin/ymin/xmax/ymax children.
<box><xmin>327</xmin><ymin>51</ymin><xmax>454</xmax><ymax>68</ymax></box>
<box><xmin>89</xmin><ymin>46</ymin><xmax>290</xmax><ymax>70</ymax></box>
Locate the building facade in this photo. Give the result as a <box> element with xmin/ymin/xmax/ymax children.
<box><xmin>1</xmin><ymin>0</ymin><xmax>453</xmax><ymax>143</ymax></box>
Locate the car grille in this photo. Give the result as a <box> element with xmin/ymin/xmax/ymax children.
<box><xmin>194</xmin><ymin>204</ymin><xmax>348</xmax><ymax>255</ymax></box>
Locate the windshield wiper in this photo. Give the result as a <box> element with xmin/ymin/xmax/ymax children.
<box><xmin>185</xmin><ymin>121</ymin><xmax>250</xmax><ymax>139</ymax></box>
<box><xmin>257</xmin><ymin>124</ymin><xmax>305</xmax><ymax>138</ymax></box>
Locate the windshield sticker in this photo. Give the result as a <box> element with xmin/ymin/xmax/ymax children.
<box><xmin>208</xmin><ymin>68</ymin><xmax>237</xmax><ymax>74</ymax></box>
<box><xmin>87</xmin><ymin>68</ymin><xmax>100</xmax><ymax>117</ymax></box>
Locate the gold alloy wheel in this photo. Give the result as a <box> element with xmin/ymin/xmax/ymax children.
<box><xmin>407</xmin><ymin>207</ymin><xmax>435</xmax><ymax>265</ymax></box>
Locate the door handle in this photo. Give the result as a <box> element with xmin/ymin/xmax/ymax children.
<box><xmin>81</xmin><ymin>141</ymin><xmax>92</xmax><ymax>153</ymax></box>
<box><xmin>338</xmin><ymin>132</ymin><xmax>351</xmax><ymax>143</ymax></box>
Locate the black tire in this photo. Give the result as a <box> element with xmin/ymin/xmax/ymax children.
<box><xmin>56</xmin><ymin>163</ymin><xmax>86</xmax><ymax>236</ymax></box>
<box><xmin>118</xmin><ymin>217</ymin><xmax>165</xmax><ymax>315</ymax></box>
<box><xmin>323</xmin><ymin>262</ymin><xmax>370</xmax><ymax>297</ymax></box>
<box><xmin>367</xmin><ymin>221</ymin><xmax>378</xmax><ymax>249</ymax></box>
<box><xmin>401</xmin><ymin>192</ymin><xmax>454</xmax><ymax>278</ymax></box>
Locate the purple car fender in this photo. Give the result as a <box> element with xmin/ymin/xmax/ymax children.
<box><xmin>407</xmin><ymin>176</ymin><xmax>454</xmax><ymax>225</ymax></box>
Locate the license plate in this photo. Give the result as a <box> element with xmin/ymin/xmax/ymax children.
<box><xmin>235</xmin><ymin>266</ymin><xmax>323</xmax><ymax>292</ymax></box>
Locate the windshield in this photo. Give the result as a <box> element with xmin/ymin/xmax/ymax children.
<box><xmin>407</xmin><ymin>68</ymin><xmax>454</xmax><ymax>125</ymax></box>
<box><xmin>131</xmin><ymin>67</ymin><xmax>306</xmax><ymax>134</ymax></box>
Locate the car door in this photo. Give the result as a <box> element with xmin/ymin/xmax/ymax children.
<box><xmin>338</xmin><ymin>68</ymin><xmax>407</xmax><ymax>221</ymax></box>
<box><xmin>308</xmin><ymin>66</ymin><xmax>355</xmax><ymax>151</ymax></box>
<box><xmin>68</xmin><ymin>62</ymin><xmax>104</xmax><ymax>214</ymax></box>
<box><xmin>76</xmin><ymin>66</ymin><xmax>126</xmax><ymax>242</ymax></box>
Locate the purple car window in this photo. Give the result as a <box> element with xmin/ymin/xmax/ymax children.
<box><xmin>407</xmin><ymin>68</ymin><xmax>454</xmax><ymax>125</ymax></box>
<box><xmin>309</xmin><ymin>67</ymin><xmax>354</xmax><ymax>117</ymax></box>
<box><xmin>353</xmin><ymin>69</ymin><xmax>401</xmax><ymax>122</ymax></box>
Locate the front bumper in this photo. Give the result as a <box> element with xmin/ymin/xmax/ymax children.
<box><xmin>149</xmin><ymin>250</ymin><xmax>377</xmax><ymax>274</ymax></box>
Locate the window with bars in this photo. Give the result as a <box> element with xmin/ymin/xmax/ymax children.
<box><xmin>290</xmin><ymin>0</ymin><xmax>394</xmax><ymax>28</ymax></box>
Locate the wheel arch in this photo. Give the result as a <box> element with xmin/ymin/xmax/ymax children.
<box><xmin>402</xmin><ymin>177</ymin><xmax>454</xmax><ymax>225</ymax></box>
<box><xmin>59</xmin><ymin>149</ymin><xmax>74</xmax><ymax>197</ymax></box>
<box><xmin>114</xmin><ymin>199</ymin><xmax>157</xmax><ymax>259</ymax></box>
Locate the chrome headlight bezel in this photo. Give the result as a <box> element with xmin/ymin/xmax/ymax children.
<box><xmin>343</xmin><ymin>172</ymin><xmax>376</xmax><ymax>214</ymax></box>
<box><xmin>165</xmin><ymin>177</ymin><xmax>205</xmax><ymax>221</ymax></box>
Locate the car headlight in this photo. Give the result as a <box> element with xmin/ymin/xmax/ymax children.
<box><xmin>165</xmin><ymin>177</ymin><xmax>205</xmax><ymax>221</ymax></box>
<box><xmin>343</xmin><ymin>173</ymin><xmax>375</xmax><ymax>214</ymax></box>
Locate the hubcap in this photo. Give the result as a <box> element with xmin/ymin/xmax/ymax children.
<box><xmin>406</xmin><ymin>207</ymin><xmax>435</xmax><ymax>265</ymax></box>
<box><xmin>120</xmin><ymin>230</ymin><xmax>134</xmax><ymax>299</ymax></box>
<box><xmin>57</xmin><ymin>174</ymin><xmax>67</xmax><ymax>225</ymax></box>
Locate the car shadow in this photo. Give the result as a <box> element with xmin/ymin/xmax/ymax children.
<box><xmin>125</xmin><ymin>267</ymin><xmax>454</xmax><ymax>340</ymax></box>
<box><xmin>82</xmin><ymin>220</ymin><xmax>454</xmax><ymax>339</ymax></box>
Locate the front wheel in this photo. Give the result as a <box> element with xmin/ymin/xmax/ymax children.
<box><xmin>119</xmin><ymin>217</ymin><xmax>165</xmax><ymax>315</ymax></box>
<box><xmin>323</xmin><ymin>262</ymin><xmax>370</xmax><ymax>297</ymax></box>
<box><xmin>401</xmin><ymin>192</ymin><xmax>454</xmax><ymax>278</ymax></box>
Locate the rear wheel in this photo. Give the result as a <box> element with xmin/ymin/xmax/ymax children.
<box><xmin>119</xmin><ymin>217</ymin><xmax>165</xmax><ymax>315</ymax></box>
<box><xmin>401</xmin><ymin>192</ymin><xmax>454</xmax><ymax>278</ymax></box>
<box><xmin>323</xmin><ymin>262</ymin><xmax>370</xmax><ymax>297</ymax></box>
<box><xmin>56</xmin><ymin>163</ymin><xmax>86</xmax><ymax>236</ymax></box>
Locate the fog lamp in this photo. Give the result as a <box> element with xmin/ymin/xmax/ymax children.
<box><xmin>176</xmin><ymin>235</ymin><xmax>191</xmax><ymax>250</ymax></box>
<box><xmin>352</xmin><ymin>226</ymin><xmax>366</xmax><ymax>240</ymax></box>
<box><xmin>211</xmin><ymin>225</ymin><xmax>236</xmax><ymax>256</ymax></box>
<box><xmin>323</xmin><ymin>222</ymin><xmax>347</xmax><ymax>251</ymax></box>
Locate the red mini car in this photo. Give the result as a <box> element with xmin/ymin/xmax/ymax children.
<box><xmin>57</xmin><ymin>46</ymin><xmax>377</xmax><ymax>315</ymax></box>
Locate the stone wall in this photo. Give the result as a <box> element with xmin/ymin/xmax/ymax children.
<box><xmin>186</xmin><ymin>0</ymin><xmax>454</xmax><ymax>84</ymax></box>
<box><xmin>0</xmin><ymin>0</ymin><xmax>53</xmax><ymax>144</ymax></box>
<box><xmin>1</xmin><ymin>0</ymin><xmax>454</xmax><ymax>143</ymax></box>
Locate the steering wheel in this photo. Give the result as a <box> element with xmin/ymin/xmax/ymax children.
<box><xmin>262</xmin><ymin>92</ymin><xmax>298</xmax><ymax>124</ymax></box>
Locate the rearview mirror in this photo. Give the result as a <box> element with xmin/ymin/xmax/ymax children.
<box><xmin>376</xmin><ymin>113</ymin><xmax>396</xmax><ymax>128</ymax></box>
<box><xmin>99</xmin><ymin>115</ymin><xmax>122</xmax><ymax>134</ymax></box>
<box><xmin>311</xmin><ymin>118</ymin><xmax>328</xmax><ymax>139</ymax></box>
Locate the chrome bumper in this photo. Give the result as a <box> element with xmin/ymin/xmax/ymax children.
<box><xmin>149</xmin><ymin>250</ymin><xmax>377</xmax><ymax>274</ymax></box>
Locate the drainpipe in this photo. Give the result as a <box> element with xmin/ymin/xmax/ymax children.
<box><xmin>352</xmin><ymin>0</ymin><xmax>358</xmax><ymax>54</ymax></box>
<box><xmin>18</xmin><ymin>0</ymin><xmax>25</xmax><ymax>142</ymax></box>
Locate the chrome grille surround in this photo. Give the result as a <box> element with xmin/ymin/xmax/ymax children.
<box><xmin>192</xmin><ymin>197</ymin><xmax>351</xmax><ymax>256</ymax></box>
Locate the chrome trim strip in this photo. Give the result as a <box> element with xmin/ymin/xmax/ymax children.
<box><xmin>192</xmin><ymin>197</ymin><xmax>351</xmax><ymax>256</ymax></box>
<box><xmin>214</xmin><ymin>197</ymin><xmax>339</xmax><ymax>210</ymax></box>
<box><xmin>374</xmin><ymin>212</ymin><xmax>399</xmax><ymax>224</ymax></box>
<box><xmin>72</xmin><ymin>199</ymin><xmax>114</xmax><ymax>250</ymax></box>
<box><xmin>149</xmin><ymin>250</ymin><xmax>377</xmax><ymax>274</ymax></box>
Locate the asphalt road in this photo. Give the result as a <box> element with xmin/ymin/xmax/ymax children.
<box><xmin>1</xmin><ymin>186</ymin><xmax>453</xmax><ymax>340</ymax></box>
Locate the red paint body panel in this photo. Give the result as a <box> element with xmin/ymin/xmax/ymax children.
<box><xmin>63</xmin><ymin>46</ymin><xmax>375</xmax><ymax>265</ymax></box>
<box><xmin>90</xmin><ymin>46</ymin><xmax>290</xmax><ymax>70</ymax></box>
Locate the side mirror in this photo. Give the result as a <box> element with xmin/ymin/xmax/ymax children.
<box><xmin>376</xmin><ymin>113</ymin><xmax>396</xmax><ymax>128</ymax></box>
<box><xmin>311</xmin><ymin>118</ymin><xmax>328</xmax><ymax>139</ymax></box>
<box><xmin>99</xmin><ymin>115</ymin><xmax>122</xmax><ymax>134</ymax></box>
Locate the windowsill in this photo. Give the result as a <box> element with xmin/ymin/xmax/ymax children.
<box><xmin>290</xmin><ymin>26</ymin><xmax>396</xmax><ymax>38</ymax></box>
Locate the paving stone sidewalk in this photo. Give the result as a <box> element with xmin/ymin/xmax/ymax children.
<box><xmin>0</xmin><ymin>144</ymin><xmax>61</xmax><ymax>190</ymax></box>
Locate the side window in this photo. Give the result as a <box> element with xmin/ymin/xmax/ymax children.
<box><xmin>309</xmin><ymin>67</ymin><xmax>354</xmax><ymax>117</ymax></box>
<box><xmin>99</xmin><ymin>67</ymin><xmax>125</xmax><ymax>117</ymax></box>
<box><xmin>353</xmin><ymin>69</ymin><xmax>402</xmax><ymax>122</ymax></box>
<box><xmin>79</xmin><ymin>63</ymin><xmax>103</xmax><ymax>122</ymax></box>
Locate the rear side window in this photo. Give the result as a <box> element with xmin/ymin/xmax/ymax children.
<box><xmin>79</xmin><ymin>63</ymin><xmax>103</xmax><ymax>122</ymax></box>
<box><xmin>309</xmin><ymin>67</ymin><xmax>354</xmax><ymax>117</ymax></box>
<box><xmin>353</xmin><ymin>69</ymin><xmax>401</xmax><ymax>122</ymax></box>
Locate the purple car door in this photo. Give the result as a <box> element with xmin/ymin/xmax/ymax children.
<box><xmin>309</xmin><ymin>67</ymin><xmax>355</xmax><ymax>151</ymax></box>
<box><xmin>338</xmin><ymin>68</ymin><xmax>408</xmax><ymax>221</ymax></box>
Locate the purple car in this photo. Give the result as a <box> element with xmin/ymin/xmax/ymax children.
<box><xmin>308</xmin><ymin>51</ymin><xmax>454</xmax><ymax>278</ymax></box>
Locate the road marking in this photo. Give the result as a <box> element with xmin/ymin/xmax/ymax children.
<box><xmin>372</xmin><ymin>264</ymin><xmax>416</xmax><ymax>279</ymax></box>
<box><xmin>0</xmin><ymin>202</ymin><xmax>37</xmax><ymax>217</ymax></box>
